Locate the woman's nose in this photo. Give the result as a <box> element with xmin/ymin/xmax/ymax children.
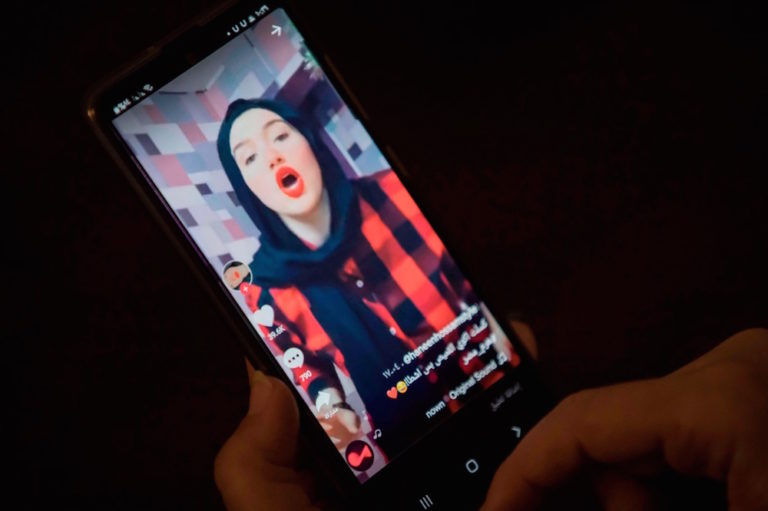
<box><xmin>269</xmin><ymin>155</ymin><xmax>285</xmax><ymax>171</ymax></box>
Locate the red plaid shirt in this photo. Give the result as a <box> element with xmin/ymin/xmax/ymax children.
<box><xmin>239</xmin><ymin>169</ymin><xmax>515</xmax><ymax>400</ymax></box>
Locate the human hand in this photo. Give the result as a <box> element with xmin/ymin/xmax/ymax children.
<box><xmin>481</xmin><ymin>327</ymin><xmax>768</xmax><ymax>511</ymax></box>
<box><xmin>214</xmin><ymin>363</ymin><xmax>320</xmax><ymax>511</ymax></box>
<box><xmin>214</xmin><ymin>321</ymin><xmax>537</xmax><ymax>510</ymax></box>
<box><xmin>320</xmin><ymin>407</ymin><xmax>361</xmax><ymax>447</ymax></box>
<box><xmin>314</xmin><ymin>386</ymin><xmax>361</xmax><ymax>447</ymax></box>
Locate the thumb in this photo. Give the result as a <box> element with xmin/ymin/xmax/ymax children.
<box><xmin>242</xmin><ymin>360</ymin><xmax>301</xmax><ymax>465</ymax></box>
<box><xmin>508</xmin><ymin>319</ymin><xmax>538</xmax><ymax>361</ymax></box>
<box><xmin>215</xmin><ymin>361</ymin><xmax>300</xmax><ymax>495</ymax></box>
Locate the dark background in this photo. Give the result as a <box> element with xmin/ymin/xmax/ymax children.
<box><xmin>8</xmin><ymin>0</ymin><xmax>766</xmax><ymax>508</ymax></box>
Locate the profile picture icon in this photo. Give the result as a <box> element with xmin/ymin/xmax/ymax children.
<box><xmin>222</xmin><ymin>260</ymin><xmax>252</xmax><ymax>290</ymax></box>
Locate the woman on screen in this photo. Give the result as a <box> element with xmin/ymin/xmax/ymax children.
<box><xmin>216</xmin><ymin>98</ymin><xmax>516</xmax><ymax>459</ymax></box>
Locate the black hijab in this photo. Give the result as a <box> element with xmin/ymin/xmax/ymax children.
<box><xmin>217</xmin><ymin>100</ymin><xmax>433</xmax><ymax>445</ymax></box>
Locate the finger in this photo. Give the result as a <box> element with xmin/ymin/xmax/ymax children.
<box><xmin>509</xmin><ymin>319</ymin><xmax>538</xmax><ymax>360</ymax></box>
<box><xmin>242</xmin><ymin>360</ymin><xmax>301</xmax><ymax>465</ymax></box>
<box><xmin>481</xmin><ymin>378</ymin><xmax>673</xmax><ymax>511</ymax></box>
<box><xmin>672</xmin><ymin>327</ymin><xmax>768</xmax><ymax>377</ymax></box>
<box><xmin>215</xmin><ymin>361</ymin><xmax>301</xmax><ymax>498</ymax></box>
<box><xmin>593</xmin><ymin>471</ymin><xmax>657</xmax><ymax>511</ymax></box>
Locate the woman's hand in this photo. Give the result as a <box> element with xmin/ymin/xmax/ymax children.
<box><xmin>319</xmin><ymin>407</ymin><xmax>361</xmax><ymax>447</ymax></box>
<box><xmin>314</xmin><ymin>386</ymin><xmax>362</xmax><ymax>447</ymax></box>
<box><xmin>481</xmin><ymin>328</ymin><xmax>768</xmax><ymax>511</ymax></box>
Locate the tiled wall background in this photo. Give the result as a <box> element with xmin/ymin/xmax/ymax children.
<box><xmin>114</xmin><ymin>8</ymin><xmax>388</xmax><ymax>281</ymax></box>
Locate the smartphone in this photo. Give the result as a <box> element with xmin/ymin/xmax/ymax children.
<box><xmin>86</xmin><ymin>1</ymin><xmax>553</xmax><ymax>508</ymax></box>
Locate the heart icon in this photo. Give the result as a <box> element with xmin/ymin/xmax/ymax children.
<box><xmin>253</xmin><ymin>304</ymin><xmax>274</xmax><ymax>327</ymax></box>
<box><xmin>386</xmin><ymin>387</ymin><xmax>398</xmax><ymax>399</ymax></box>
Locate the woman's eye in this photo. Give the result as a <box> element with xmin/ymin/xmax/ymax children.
<box><xmin>275</xmin><ymin>132</ymin><xmax>289</xmax><ymax>142</ymax></box>
<box><xmin>245</xmin><ymin>154</ymin><xmax>256</xmax><ymax>165</ymax></box>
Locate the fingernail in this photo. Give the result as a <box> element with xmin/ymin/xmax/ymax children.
<box><xmin>247</xmin><ymin>370</ymin><xmax>273</xmax><ymax>416</ymax></box>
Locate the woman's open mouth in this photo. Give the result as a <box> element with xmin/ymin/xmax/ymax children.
<box><xmin>275</xmin><ymin>166</ymin><xmax>305</xmax><ymax>198</ymax></box>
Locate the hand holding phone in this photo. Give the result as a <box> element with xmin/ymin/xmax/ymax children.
<box><xmin>219</xmin><ymin>327</ymin><xmax>768</xmax><ymax>511</ymax></box>
<box><xmin>316</xmin><ymin>387</ymin><xmax>362</xmax><ymax>447</ymax></box>
<box><xmin>216</xmin><ymin>320</ymin><xmax>541</xmax><ymax>510</ymax></box>
<box><xmin>482</xmin><ymin>327</ymin><xmax>768</xmax><ymax>511</ymax></box>
<box><xmin>86</xmin><ymin>2</ymin><xmax>768</xmax><ymax>508</ymax></box>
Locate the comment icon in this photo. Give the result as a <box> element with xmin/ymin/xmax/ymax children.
<box><xmin>282</xmin><ymin>347</ymin><xmax>304</xmax><ymax>369</ymax></box>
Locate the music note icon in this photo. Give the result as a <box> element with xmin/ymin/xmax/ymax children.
<box><xmin>345</xmin><ymin>440</ymin><xmax>375</xmax><ymax>471</ymax></box>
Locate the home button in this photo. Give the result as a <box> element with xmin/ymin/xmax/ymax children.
<box><xmin>465</xmin><ymin>458</ymin><xmax>479</xmax><ymax>474</ymax></box>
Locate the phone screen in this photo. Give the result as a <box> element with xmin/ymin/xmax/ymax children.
<box><xmin>109</xmin><ymin>5</ymin><xmax>527</xmax><ymax>483</ymax></box>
